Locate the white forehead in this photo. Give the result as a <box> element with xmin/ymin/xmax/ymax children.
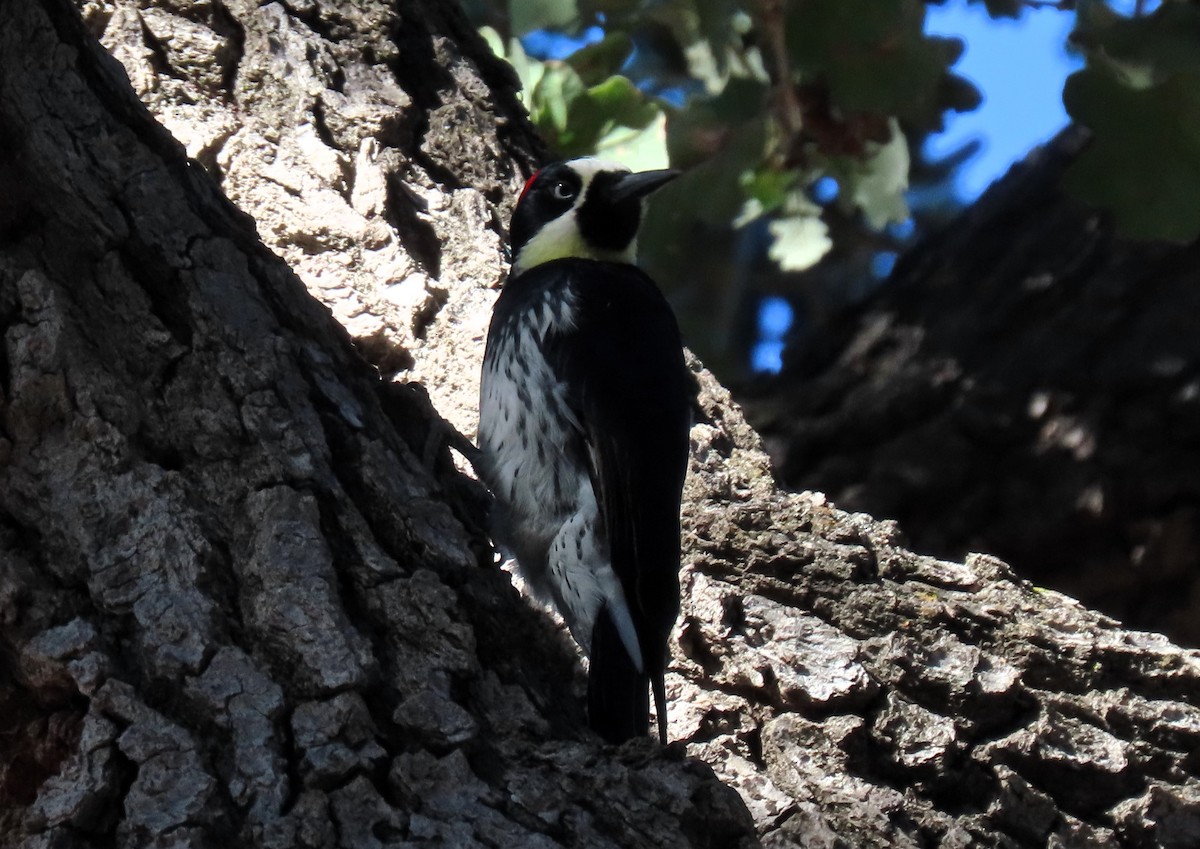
<box><xmin>565</xmin><ymin>158</ymin><xmax>631</xmax><ymax>183</ymax></box>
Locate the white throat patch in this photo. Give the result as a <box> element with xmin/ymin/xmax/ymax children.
<box><xmin>512</xmin><ymin>159</ymin><xmax>639</xmax><ymax>275</ymax></box>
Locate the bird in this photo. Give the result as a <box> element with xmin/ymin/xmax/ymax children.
<box><xmin>478</xmin><ymin>158</ymin><xmax>696</xmax><ymax>744</ymax></box>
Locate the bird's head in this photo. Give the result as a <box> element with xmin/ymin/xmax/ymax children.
<box><xmin>509</xmin><ymin>159</ymin><xmax>679</xmax><ymax>276</ymax></box>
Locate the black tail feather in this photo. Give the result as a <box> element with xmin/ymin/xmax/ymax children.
<box><xmin>588</xmin><ymin>604</ymin><xmax>649</xmax><ymax>744</ymax></box>
<box><xmin>651</xmin><ymin>668</ymin><xmax>668</xmax><ymax>744</ymax></box>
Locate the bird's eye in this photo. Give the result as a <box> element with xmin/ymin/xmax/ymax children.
<box><xmin>550</xmin><ymin>181</ymin><xmax>575</xmax><ymax>201</ymax></box>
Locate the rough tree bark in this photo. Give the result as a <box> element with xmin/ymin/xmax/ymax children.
<box><xmin>1</xmin><ymin>2</ymin><xmax>1199</xmax><ymax>849</ymax></box>
<box><xmin>747</xmin><ymin>128</ymin><xmax>1200</xmax><ymax>649</ymax></box>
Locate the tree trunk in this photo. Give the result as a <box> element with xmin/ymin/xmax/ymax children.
<box><xmin>2</xmin><ymin>3</ymin><xmax>1199</xmax><ymax>849</ymax></box>
<box><xmin>747</xmin><ymin>128</ymin><xmax>1200</xmax><ymax>650</ymax></box>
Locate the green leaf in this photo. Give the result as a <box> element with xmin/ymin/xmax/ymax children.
<box><xmin>478</xmin><ymin>27</ymin><xmax>545</xmax><ymax>109</ymax></box>
<box><xmin>595</xmin><ymin>112</ymin><xmax>671</xmax><ymax>170</ymax></box>
<box><xmin>531</xmin><ymin>63</ymin><xmax>587</xmax><ymax>134</ymax></box>
<box><xmin>739</xmin><ymin>167</ymin><xmax>800</xmax><ymax>215</ymax></box>
<box><xmin>784</xmin><ymin>0</ymin><xmax>975</xmax><ymax>129</ymax></box>
<box><xmin>565</xmin><ymin>32</ymin><xmax>635</xmax><ymax>86</ymax></box>
<box><xmin>617</xmin><ymin>0</ymin><xmax>754</xmax><ymax>91</ymax></box>
<box><xmin>1066</xmin><ymin>0</ymin><xmax>1200</xmax><ymax>243</ymax></box>
<box><xmin>479</xmin><ymin>25</ymin><xmax>505</xmax><ymax>58</ymax></box>
<box><xmin>526</xmin><ymin>57</ymin><xmax>664</xmax><ymax>158</ymax></box>
<box><xmin>511</xmin><ymin>0</ymin><xmax>580</xmax><ymax>34</ymax></box>
<box><xmin>941</xmin><ymin>72</ymin><xmax>984</xmax><ymax>114</ymax></box>
<box><xmin>1073</xmin><ymin>0</ymin><xmax>1200</xmax><ymax>84</ymax></box>
<box><xmin>1063</xmin><ymin>67</ymin><xmax>1200</xmax><ymax>243</ymax></box>
<box><xmin>649</xmin><ymin>113</ymin><xmax>769</xmax><ymax>242</ymax></box>
<box><xmin>562</xmin><ymin>75</ymin><xmax>658</xmax><ymax>155</ymax></box>
<box><xmin>513</xmin><ymin>46</ymin><xmax>547</xmax><ymax>108</ymax></box>
<box><xmin>692</xmin><ymin>0</ymin><xmax>755</xmax><ymax>84</ymax></box>
<box><xmin>970</xmin><ymin>0</ymin><xmax>1023</xmax><ymax>20</ymax></box>
<box><xmin>666</xmin><ymin>77</ymin><xmax>769</xmax><ymax>168</ymax></box>
<box><xmin>585</xmin><ymin>75</ymin><xmax>659</xmax><ymax>129</ymax></box>
<box><xmin>839</xmin><ymin>118</ymin><xmax>910</xmax><ymax>229</ymax></box>
<box><xmin>584</xmin><ymin>0</ymin><xmax>643</xmax><ymax>19</ymax></box>
<box><xmin>768</xmin><ymin>209</ymin><xmax>832</xmax><ymax>272</ymax></box>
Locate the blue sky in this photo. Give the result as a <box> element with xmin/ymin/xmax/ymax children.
<box><xmin>923</xmin><ymin>2</ymin><xmax>1082</xmax><ymax>201</ymax></box>
<box><xmin>926</xmin><ymin>0</ymin><xmax>1158</xmax><ymax>201</ymax></box>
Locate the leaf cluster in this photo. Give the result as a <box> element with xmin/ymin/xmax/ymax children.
<box><xmin>482</xmin><ymin>26</ymin><xmax>668</xmax><ymax>165</ymax></box>
<box><xmin>473</xmin><ymin>0</ymin><xmax>1199</xmax><ymax>375</ymax></box>
<box><xmin>482</xmin><ymin>1</ymin><xmax>976</xmax><ymax>275</ymax></box>
<box><xmin>1065</xmin><ymin>0</ymin><xmax>1200</xmax><ymax>243</ymax></box>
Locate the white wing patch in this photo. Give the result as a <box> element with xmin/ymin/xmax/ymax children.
<box><xmin>549</xmin><ymin>478</ymin><xmax>644</xmax><ymax>671</ymax></box>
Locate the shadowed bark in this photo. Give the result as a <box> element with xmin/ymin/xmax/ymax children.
<box><xmin>2</xmin><ymin>2</ymin><xmax>1199</xmax><ymax>848</ymax></box>
<box><xmin>748</xmin><ymin>128</ymin><xmax>1200</xmax><ymax>650</ymax></box>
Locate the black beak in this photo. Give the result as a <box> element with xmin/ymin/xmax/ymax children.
<box><xmin>609</xmin><ymin>169</ymin><xmax>680</xmax><ymax>204</ymax></box>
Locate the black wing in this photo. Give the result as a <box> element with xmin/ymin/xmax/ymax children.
<box><xmin>538</xmin><ymin>258</ymin><xmax>695</xmax><ymax>742</ymax></box>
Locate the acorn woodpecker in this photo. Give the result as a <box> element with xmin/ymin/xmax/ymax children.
<box><xmin>478</xmin><ymin>159</ymin><xmax>695</xmax><ymax>744</ymax></box>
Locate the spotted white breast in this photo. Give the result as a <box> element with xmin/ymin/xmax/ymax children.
<box><xmin>478</xmin><ymin>286</ymin><xmax>642</xmax><ymax>666</ymax></box>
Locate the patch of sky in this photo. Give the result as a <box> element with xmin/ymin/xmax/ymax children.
<box><xmin>752</xmin><ymin>296</ymin><xmax>793</xmax><ymax>375</ymax></box>
<box><xmin>520</xmin><ymin>25</ymin><xmax>603</xmax><ymax>61</ymax></box>
<box><xmin>923</xmin><ymin>2</ymin><xmax>1081</xmax><ymax>202</ymax></box>
<box><xmin>887</xmin><ymin>218</ymin><xmax>916</xmax><ymax>241</ymax></box>
<box><xmin>871</xmin><ymin>251</ymin><xmax>898</xmax><ymax>279</ymax></box>
<box><xmin>751</xmin><ymin>340</ymin><xmax>786</xmax><ymax>374</ymax></box>
<box><xmin>759</xmin><ymin>296</ymin><xmax>794</xmax><ymax>338</ymax></box>
<box><xmin>920</xmin><ymin>0</ymin><xmax>1159</xmax><ymax>205</ymax></box>
<box><xmin>811</xmin><ymin>176</ymin><xmax>839</xmax><ymax>204</ymax></box>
